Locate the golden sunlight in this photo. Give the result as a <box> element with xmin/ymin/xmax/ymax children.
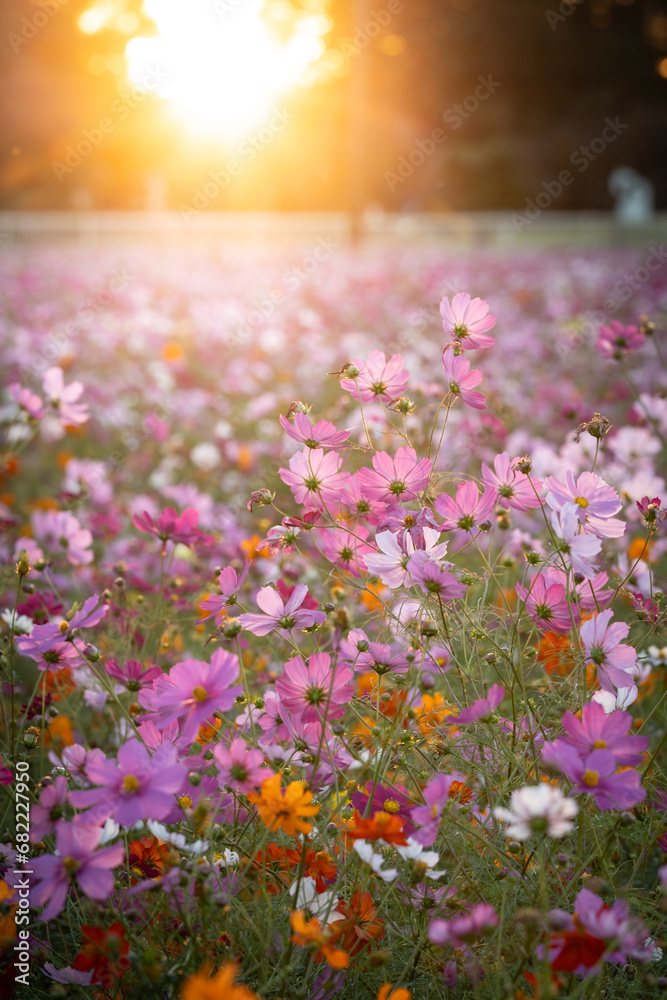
<box><xmin>109</xmin><ymin>0</ymin><xmax>332</xmax><ymax>141</ymax></box>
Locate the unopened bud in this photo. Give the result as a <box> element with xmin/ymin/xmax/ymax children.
<box><xmin>246</xmin><ymin>488</ymin><xmax>275</xmax><ymax>512</ymax></box>
<box><xmin>83</xmin><ymin>643</ymin><xmax>100</xmax><ymax>662</ymax></box>
<box><xmin>23</xmin><ymin>726</ymin><xmax>41</xmax><ymax>748</ymax></box>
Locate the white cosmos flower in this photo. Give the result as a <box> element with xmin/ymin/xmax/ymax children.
<box><xmin>395</xmin><ymin>837</ymin><xmax>447</xmax><ymax>879</ymax></box>
<box><xmin>493</xmin><ymin>784</ymin><xmax>578</xmax><ymax>841</ymax></box>
<box><xmin>146</xmin><ymin>820</ymin><xmax>209</xmax><ymax>855</ymax></box>
<box><xmin>353</xmin><ymin>840</ymin><xmax>398</xmax><ymax>882</ymax></box>
<box><xmin>289</xmin><ymin>875</ymin><xmax>343</xmax><ymax>923</ymax></box>
<box><xmin>592</xmin><ymin>685</ymin><xmax>638</xmax><ymax>713</ymax></box>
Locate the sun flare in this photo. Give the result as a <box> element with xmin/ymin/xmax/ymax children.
<box><xmin>111</xmin><ymin>0</ymin><xmax>331</xmax><ymax>141</ymax></box>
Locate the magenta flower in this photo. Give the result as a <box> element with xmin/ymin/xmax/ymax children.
<box><xmin>105</xmin><ymin>658</ymin><xmax>163</xmax><ymax>693</ymax></box>
<box><xmin>516</xmin><ymin>573</ymin><xmax>575</xmax><ymax>633</ymax></box>
<box><xmin>435</xmin><ymin>480</ymin><xmax>497</xmax><ymax>532</ymax></box>
<box><xmin>279</xmin><ymin>447</ymin><xmax>347</xmax><ymax>509</ymax></box>
<box><xmin>69</xmin><ymin>739</ymin><xmax>186</xmax><ymax>826</ymax></box>
<box><xmin>30</xmin><ymin>775</ymin><xmax>70</xmax><ymax>842</ymax></box>
<box><xmin>580</xmin><ymin>610</ymin><xmax>639</xmax><ymax>693</ymax></box>
<box><xmin>340</xmin><ymin>350</ymin><xmax>409</xmax><ymax>403</ymax></box>
<box><xmin>544</xmin><ymin>471</ymin><xmax>625</xmax><ymax>538</ymax></box>
<box><xmin>455</xmin><ymin>684</ymin><xmax>504</xmax><ymax>723</ymax></box>
<box><xmin>541</xmin><ymin>742</ymin><xmax>646</xmax><ymax>811</ymax></box>
<box><xmin>357</xmin><ymin>446</ymin><xmax>432</xmax><ymax>504</ymax></box>
<box><xmin>42</xmin><ymin>366</ymin><xmax>89</xmax><ymax>427</ymax></box>
<box><xmin>213</xmin><ymin>737</ymin><xmax>268</xmax><ymax>794</ymax></box>
<box><xmin>257</xmin><ymin>692</ymin><xmax>290</xmax><ymax>746</ymax></box>
<box><xmin>429</xmin><ymin>903</ymin><xmax>498</xmax><ymax>947</ymax></box>
<box><xmin>636</xmin><ymin>495</ymin><xmax>667</xmax><ymax>526</ymax></box>
<box><xmin>411</xmin><ymin>771</ymin><xmax>475</xmax><ymax>846</ymax></box>
<box><xmin>318</xmin><ymin>524</ymin><xmax>372</xmax><ymax>578</ymax></box>
<box><xmin>17</xmin><ymin>636</ymin><xmax>83</xmax><ymax>673</ymax></box>
<box><xmin>31</xmin><ymin>820</ymin><xmax>124</xmax><ymax>921</ymax></box>
<box><xmin>596</xmin><ymin>321</ymin><xmax>645</xmax><ymax>359</ymax></box>
<box><xmin>32</xmin><ymin>509</ymin><xmax>93</xmax><ymax>565</ymax></box>
<box><xmin>10</xmin><ymin>383</ymin><xmax>44</xmax><ymax>419</ymax></box>
<box><xmin>133</xmin><ymin>506</ymin><xmax>212</xmax><ymax>548</ymax></box>
<box><xmin>238</xmin><ymin>584</ymin><xmax>325</xmax><ymax>638</ymax></box>
<box><xmin>279</xmin><ymin>411</ymin><xmax>350</xmax><ymax>449</ymax></box>
<box><xmin>440</xmin><ymin>292</ymin><xmax>496</xmax><ymax>350</ymax></box>
<box><xmin>351</xmin><ymin>782</ymin><xmax>416</xmax><ymax>835</ymax></box>
<box><xmin>376</xmin><ymin>504</ymin><xmax>441</xmax><ymax>548</ymax></box>
<box><xmin>276</xmin><ymin>652</ymin><xmax>353</xmax><ymax>723</ymax></box>
<box><xmin>351</xmin><ymin>640</ymin><xmax>410</xmax><ymax>676</ymax></box>
<box><xmin>570</xmin><ymin>889</ymin><xmax>655</xmax><ymax>966</ymax></box>
<box><xmin>559</xmin><ymin>701</ymin><xmax>648</xmax><ymax>766</ymax></box>
<box><xmin>441</xmin><ymin>349</ymin><xmax>487</xmax><ymax>409</ymax></box>
<box><xmin>138</xmin><ymin>648</ymin><xmax>243</xmax><ymax>741</ymax></box>
<box><xmin>408</xmin><ymin>550</ymin><xmax>466</xmax><ymax>601</ymax></box>
<box><xmin>21</xmin><ymin>594</ymin><xmax>108</xmax><ymax>652</ymax></box>
<box><xmin>199</xmin><ymin>561</ymin><xmax>251</xmax><ymax>621</ymax></box>
<box><xmin>481</xmin><ymin>452</ymin><xmax>543</xmax><ymax>510</ymax></box>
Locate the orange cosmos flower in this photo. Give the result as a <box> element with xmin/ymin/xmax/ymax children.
<box><xmin>283</xmin><ymin>842</ymin><xmax>337</xmax><ymax>892</ymax></box>
<box><xmin>247</xmin><ymin>772</ymin><xmax>320</xmax><ymax>836</ymax></box>
<box><xmin>181</xmin><ymin>963</ymin><xmax>260</xmax><ymax>1000</ymax></box>
<box><xmin>43</xmin><ymin>715</ymin><xmax>74</xmax><ymax>749</ymax></box>
<box><xmin>290</xmin><ymin>911</ymin><xmax>349</xmax><ymax>969</ymax></box>
<box><xmin>127</xmin><ymin>836</ymin><xmax>170</xmax><ymax>881</ymax></box>
<box><xmin>377</xmin><ymin>985</ymin><xmax>411</xmax><ymax>1000</ymax></box>
<box><xmin>346</xmin><ymin>810</ymin><xmax>408</xmax><ymax>846</ymax></box>
<box><xmin>332</xmin><ymin>891</ymin><xmax>384</xmax><ymax>957</ymax></box>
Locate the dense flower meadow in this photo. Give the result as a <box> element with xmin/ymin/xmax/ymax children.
<box><xmin>1</xmin><ymin>244</ymin><xmax>667</xmax><ymax>999</ymax></box>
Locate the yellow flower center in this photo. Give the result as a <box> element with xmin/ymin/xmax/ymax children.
<box><xmin>122</xmin><ymin>774</ymin><xmax>140</xmax><ymax>793</ymax></box>
<box><xmin>63</xmin><ymin>856</ymin><xmax>79</xmax><ymax>876</ymax></box>
<box><xmin>192</xmin><ymin>686</ymin><xmax>207</xmax><ymax>702</ymax></box>
<box><xmin>582</xmin><ymin>769</ymin><xmax>599</xmax><ymax>787</ymax></box>
<box><xmin>58</xmin><ymin>620</ymin><xmax>69</xmax><ymax>634</ymax></box>
<box><xmin>592</xmin><ymin>739</ymin><xmax>607</xmax><ymax>749</ymax></box>
<box><xmin>179</xmin><ymin>795</ymin><xmax>193</xmax><ymax>809</ymax></box>
<box><xmin>575</xmin><ymin>496</ymin><xmax>589</xmax><ymax>508</ymax></box>
<box><xmin>383</xmin><ymin>799</ymin><xmax>400</xmax><ymax>814</ymax></box>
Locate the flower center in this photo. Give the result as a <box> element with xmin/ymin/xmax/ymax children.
<box><xmin>498</xmin><ymin>485</ymin><xmax>514</xmax><ymax>498</ymax></box>
<box><xmin>404</xmin><ymin>515</ymin><xmax>415</xmax><ymax>528</ymax></box>
<box><xmin>389</xmin><ymin>480</ymin><xmax>407</xmax><ymax>496</ymax></box>
<box><xmin>574</xmin><ymin>496</ymin><xmax>589</xmax><ymax>508</ymax></box>
<box><xmin>278</xmin><ymin>615</ymin><xmax>297</xmax><ymax>630</ymax></box>
<box><xmin>122</xmin><ymin>774</ymin><xmax>140</xmax><ymax>794</ymax></box>
<box><xmin>592</xmin><ymin>739</ymin><xmax>607</xmax><ymax>749</ymax></box>
<box><xmin>582</xmin><ymin>769</ymin><xmax>599</xmax><ymax>787</ymax></box>
<box><xmin>533</xmin><ymin>603</ymin><xmax>553</xmax><ymax>621</ymax></box>
<box><xmin>230</xmin><ymin>765</ymin><xmax>249</xmax><ymax>782</ymax></box>
<box><xmin>305</xmin><ymin>686</ymin><xmax>325</xmax><ymax>705</ymax></box>
<box><xmin>453</xmin><ymin>324</ymin><xmax>468</xmax><ymax>337</ymax></box>
<box><xmin>179</xmin><ymin>795</ymin><xmax>193</xmax><ymax>808</ymax></box>
<box><xmin>589</xmin><ymin>645</ymin><xmax>605</xmax><ymax>666</ymax></box>
<box><xmin>63</xmin><ymin>856</ymin><xmax>80</xmax><ymax>876</ymax></box>
<box><xmin>384</xmin><ymin>799</ymin><xmax>400</xmax><ymax>814</ymax></box>
<box><xmin>192</xmin><ymin>686</ymin><xmax>208</xmax><ymax>702</ymax></box>
<box><xmin>303</xmin><ymin>475</ymin><xmax>321</xmax><ymax>492</ymax></box>
<box><xmin>339</xmin><ymin>546</ymin><xmax>353</xmax><ymax>563</ymax></box>
<box><xmin>304</xmin><ymin>438</ymin><xmax>319</xmax><ymax>449</ymax></box>
<box><xmin>448</xmin><ymin>379</ymin><xmax>460</xmax><ymax>395</ymax></box>
<box><xmin>371</xmin><ymin>381</ymin><xmax>388</xmax><ymax>396</ymax></box>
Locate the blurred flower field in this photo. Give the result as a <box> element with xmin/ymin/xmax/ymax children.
<box><xmin>1</xmin><ymin>244</ymin><xmax>667</xmax><ymax>999</ymax></box>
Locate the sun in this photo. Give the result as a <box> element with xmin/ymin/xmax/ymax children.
<box><xmin>114</xmin><ymin>0</ymin><xmax>331</xmax><ymax>141</ymax></box>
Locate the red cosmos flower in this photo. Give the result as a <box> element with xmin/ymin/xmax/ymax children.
<box><xmin>73</xmin><ymin>923</ymin><xmax>130</xmax><ymax>987</ymax></box>
<box><xmin>332</xmin><ymin>891</ymin><xmax>385</xmax><ymax>957</ymax></box>
<box><xmin>127</xmin><ymin>836</ymin><xmax>170</xmax><ymax>881</ymax></box>
<box><xmin>346</xmin><ymin>810</ymin><xmax>409</xmax><ymax>846</ymax></box>
<box><xmin>548</xmin><ymin>929</ymin><xmax>607</xmax><ymax>975</ymax></box>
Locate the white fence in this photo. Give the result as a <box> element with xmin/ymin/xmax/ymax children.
<box><xmin>1</xmin><ymin>210</ymin><xmax>666</xmax><ymax>248</ymax></box>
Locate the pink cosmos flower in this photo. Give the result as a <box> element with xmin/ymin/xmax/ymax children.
<box><xmin>455</xmin><ymin>684</ymin><xmax>504</xmax><ymax>723</ymax></box>
<box><xmin>636</xmin><ymin>495</ymin><xmax>667</xmax><ymax>526</ymax></box>
<box><xmin>541</xmin><ymin>742</ymin><xmax>646</xmax><ymax>811</ymax></box>
<box><xmin>138</xmin><ymin>648</ymin><xmax>243</xmax><ymax>741</ymax></box>
<box><xmin>559</xmin><ymin>701</ymin><xmax>648</xmax><ymax>766</ymax></box>
<box><xmin>20</xmin><ymin>594</ymin><xmax>108</xmax><ymax>652</ymax></box>
<box><xmin>361</xmin><ymin>530</ymin><xmax>412</xmax><ymax>589</ymax></box>
<box><xmin>440</xmin><ymin>292</ymin><xmax>496</xmax><ymax>350</ymax></box>
<box><xmin>411</xmin><ymin>771</ymin><xmax>475</xmax><ymax>846</ymax></box>
<box><xmin>257</xmin><ymin>691</ymin><xmax>291</xmax><ymax>746</ymax></box>
<box><xmin>31</xmin><ymin>819</ymin><xmax>124</xmax><ymax>921</ymax></box>
<box><xmin>481</xmin><ymin>452</ymin><xmax>543</xmax><ymax>510</ymax></box>
<box><xmin>580</xmin><ymin>610</ymin><xmax>639</xmax><ymax>692</ymax></box>
<box><xmin>42</xmin><ymin>366</ymin><xmax>89</xmax><ymax>427</ymax></box>
<box><xmin>69</xmin><ymin>739</ymin><xmax>186</xmax><ymax>826</ymax></box>
<box><xmin>213</xmin><ymin>737</ymin><xmax>268</xmax><ymax>794</ymax></box>
<box><xmin>30</xmin><ymin>775</ymin><xmax>70</xmax><ymax>842</ymax></box>
<box><xmin>32</xmin><ymin>509</ymin><xmax>93</xmax><ymax>565</ymax></box>
<box><xmin>133</xmin><ymin>506</ymin><xmax>212</xmax><ymax>548</ymax></box>
<box><xmin>339</xmin><ymin>350</ymin><xmax>409</xmax><ymax>403</ymax></box>
<box><xmin>408</xmin><ymin>550</ymin><xmax>466</xmax><ymax>602</ymax></box>
<box><xmin>337</xmin><ymin>472</ymin><xmax>387</xmax><ymax>523</ymax></box>
<box><xmin>596</xmin><ymin>321</ymin><xmax>645</xmax><ymax>359</ymax></box>
<box><xmin>275</xmin><ymin>652</ymin><xmax>354</xmax><ymax>723</ymax></box>
<box><xmin>441</xmin><ymin>349</ymin><xmax>487</xmax><ymax>409</ymax></box>
<box><xmin>279</xmin><ymin>447</ymin><xmax>347</xmax><ymax>509</ymax></box>
<box><xmin>429</xmin><ymin>903</ymin><xmax>498</xmax><ymax>947</ymax></box>
<box><xmin>199</xmin><ymin>561</ymin><xmax>251</xmax><ymax>621</ymax></box>
<box><xmin>279</xmin><ymin>411</ymin><xmax>350</xmax><ymax>449</ymax></box>
<box><xmin>317</xmin><ymin>524</ymin><xmax>372</xmax><ymax>578</ymax></box>
<box><xmin>435</xmin><ymin>480</ymin><xmax>497</xmax><ymax>532</ymax></box>
<box><xmin>349</xmin><ymin>640</ymin><xmax>410</xmax><ymax>676</ymax></box>
<box><xmin>105</xmin><ymin>658</ymin><xmax>163</xmax><ymax>693</ymax></box>
<box><xmin>238</xmin><ymin>584</ymin><xmax>325</xmax><ymax>638</ymax></box>
<box><xmin>376</xmin><ymin>504</ymin><xmax>441</xmax><ymax>548</ymax></box>
<box><xmin>544</xmin><ymin>471</ymin><xmax>625</xmax><ymax>538</ymax></box>
<box><xmin>357</xmin><ymin>446</ymin><xmax>432</xmax><ymax>504</ymax></box>
<box><xmin>17</xmin><ymin>636</ymin><xmax>83</xmax><ymax>673</ymax></box>
<box><xmin>10</xmin><ymin>383</ymin><xmax>44</xmax><ymax>419</ymax></box>
<box><xmin>516</xmin><ymin>573</ymin><xmax>575</xmax><ymax>633</ymax></box>
<box><xmin>551</xmin><ymin>504</ymin><xmax>602</xmax><ymax>580</ymax></box>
